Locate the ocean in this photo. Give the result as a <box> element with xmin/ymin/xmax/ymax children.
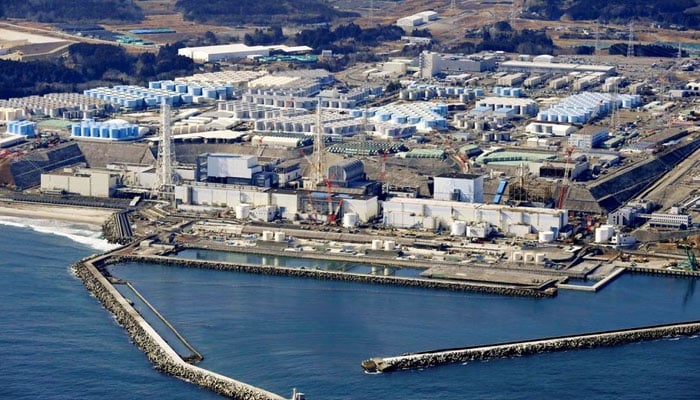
<box><xmin>2</xmin><ymin>217</ymin><xmax>700</xmax><ymax>399</ymax></box>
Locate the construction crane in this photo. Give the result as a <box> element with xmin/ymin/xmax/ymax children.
<box><xmin>557</xmin><ymin>146</ymin><xmax>575</xmax><ymax>209</ymax></box>
<box><xmin>678</xmin><ymin>244</ymin><xmax>699</xmax><ymax>271</ymax></box>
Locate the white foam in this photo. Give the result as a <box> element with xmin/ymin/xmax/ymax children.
<box><xmin>0</xmin><ymin>215</ymin><xmax>119</xmax><ymax>252</ymax></box>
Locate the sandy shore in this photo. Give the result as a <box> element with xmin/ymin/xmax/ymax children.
<box><xmin>0</xmin><ymin>202</ymin><xmax>115</xmax><ymax>225</ymax></box>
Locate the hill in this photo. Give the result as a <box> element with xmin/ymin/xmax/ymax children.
<box><xmin>174</xmin><ymin>0</ymin><xmax>359</xmax><ymax>25</ymax></box>
<box><xmin>0</xmin><ymin>0</ymin><xmax>143</xmax><ymax>23</ymax></box>
<box><xmin>524</xmin><ymin>0</ymin><xmax>700</xmax><ymax>29</ymax></box>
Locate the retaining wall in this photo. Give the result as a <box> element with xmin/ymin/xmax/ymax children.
<box><xmin>111</xmin><ymin>254</ymin><xmax>555</xmax><ymax>298</ymax></box>
<box><xmin>71</xmin><ymin>256</ymin><xmax>287</xmax><ymax>400</ymax></box>
<box><xmin>362</xmin><ymin>320</ymin><xmax>700</xmax><ymax>372</ymax></box>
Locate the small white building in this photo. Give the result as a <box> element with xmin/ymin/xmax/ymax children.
<box><xmin>433</xmin><ymin>173</ymin><xmax>484</xmax><ymax>203</ymax></box>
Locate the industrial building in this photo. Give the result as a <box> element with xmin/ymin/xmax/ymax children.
<box><xmin>177</xmin><ymin>44</ymin><xmax>312</xmax><ymax>63</ymax></box>
<box><xmin>382</xmin><ymin>197</ymin><xmax>567</xmax><ymax>237</ymax></box>
<box><xmin>419</xmin><ymin>51</ymin><xmax>497</xmax><ymax>78</ymax></box>
<box><xmin>568</xmin><ymin>127</ymin><xmax>609</xmax><ymax>149</ymax></box>
<box><xmin>499</xmin><ymin>60</ymin><xmax>616</xmax><ymax>75</ymax></box>
<box><xmin>40</xmin><ymin>167</ymin><xmax>120</xmax><ymax>197</ymax></box>
<box><xmin>433</xmin><ymin>173</ymin><xmax>484</xmax><ymax>203</ymax></box>
<box><xmin>195</xmin><ymin>153</ymin><xmax>277</xmax><ymax>187</ymax></box>
<box><xmin>525</xmin><ymin>122</ymin><xmax>578</xmax><ymax>137</ymax></box>
<box><xmin>396</xmin><ymin>11</ymin><xmax>438</xmax><ymax>31</ymax></box>
<box><xmin>0</xmin><ymin>107</ymin><xmax>26</xmax><ymax>122</ymax></box>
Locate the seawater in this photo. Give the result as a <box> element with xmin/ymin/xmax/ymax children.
<box><xmin>2</xmin><ymin>218</ymin><xmax>700</xmax><ymax>399</ymax></box>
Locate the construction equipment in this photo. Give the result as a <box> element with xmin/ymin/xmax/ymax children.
<box><xmin>677</xmin><ymin>244</ymin><xmax>699</xmax><ymax>271</ymax></box>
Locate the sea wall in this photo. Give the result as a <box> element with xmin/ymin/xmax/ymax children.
<box><xmin>71</xmin><ymin>256</ymin><xmax>287</xmax><ymax>400</ymax></box>
<box><xmin>362</xmin><ymin>320</ymin><xmax>700</xmax><ymax>373</ymax></box>
<box><xmin>111</xmin><ymin>254</ymin><xmax>555</xmax><ymax>298</ymax></box>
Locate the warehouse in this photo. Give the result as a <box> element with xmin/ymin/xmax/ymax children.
<box><xmin>41</xmin><ymin>167</ymin><xmax>120</xmax><ymax>197</ymax></box>
<box><xmin>177</xmin><ymin>44</ymin><xmax>313</xmax><ymax>63</ymax></box>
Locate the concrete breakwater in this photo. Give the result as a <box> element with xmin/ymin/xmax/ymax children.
<box><xmin>112</xmin><ymin>254</ymin><xmax>556</xmax><ymax>298</ymax></box>
<box><xmin>361</xmin><ymin>320</ymin><xmax>700</xmax><ymax>373</ymax></box>
<box><xmin>71</xmin><ymin>255</ymin><xmax>288</xmax><ymax>400</ymax></box>
<box><xmin>626</xmin><ymin>265</ymin><xmax>700</xmax><ymax>278</ymax></box>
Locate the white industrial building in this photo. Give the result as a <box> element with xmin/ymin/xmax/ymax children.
<box><xmin>568</xmin><ymin>127</ymin><xmax>608</xmax><ymax>149</ymax></box>
<box><xmin>174</xmin><ymin>183</ymin><xmax>379</xmax><ymax>223</ymax></box>
<box><xmin>41</xmin><ymin>168</ymin><xmax>120</xmax><ymax>197</ymax></box>
<box><xmin>177</xmin><ymin>44</ymin><xmax>312</xmax><ymax>63</ymax></box>
<box><xmin>434</xmin><ymin>173</ymin><xmax>484</xmax><ymax>203</ymax></box>
<box><xmin>499</xmin><ymin>60</ymin><xmax>616</xmax><ymax>75</ymax></box>
<box><xmin>382</xmin><ymin>197</ymin><xmax>568</xmax><ymax>237</ymax></box>
<box><xmin>419</xmin><ymin>51</ymin><xmax>497</xmax><ymax>78</ymax></box>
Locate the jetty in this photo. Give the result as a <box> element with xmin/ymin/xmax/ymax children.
<box><xmin>361</xmin><ymin>320</ymin><xmax>700</xmax><ymax>373</ymax></box>
<box><xmin>72</xmin><ymin>251</ymin><xmax>290</xmax><ymax>400</ymax></box>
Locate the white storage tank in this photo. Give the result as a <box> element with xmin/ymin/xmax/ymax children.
<box><xmin>594</xmin><ymin>225</ymin><xmax>615</xmax><ymax>243</ymax></box>
<box><xmin>512</xmin><ymin>251</ymin><xmax>523</xmax><ymax>262</ymax></box>
<box><xmin>342</xmin><ymin>212</ymin><xmax>359</xmax><ymax>228</ymax></box>
<box><xmin>235</xmin><ymin>204</ymin><xmax>250</xmax><ymax>219</ymax></box>
<box><xmin>535</xmin><ymin>253</ymin><xmax>546</xmax><ymax>264</ymax></box>
<box><xmin>524</xmin><ymin>252</ymin><xmax>535</xmax><ymax>263</ymax></box>
<box><xmin>422</xmin><ymin>216</ymin><xmax>436</xmax><ymax>232</ymax></box>
<box><xmin>450</xmin><ymin>221</ymin><xmax>466</xmax><ymax>236</ymax></box>
<box><xmin>274</xmin><ymin>231</ymin><xmax>286</xmax><ymax>242</ymax></box>
<box><xmin>371</xmin><ymin>239</ymin><xmax>383</xmax><ymax>250</ymax></box>
<box><xmin>538</xmin><ymin>231</ymin><xmax>555</xmax><ymax>243</ymax></box>
<box><xmin>384</xmin><ymin>240</ymin><xmax>396</xmax><ymax>251</ymax></box>
<box><xmin>262</xmin><ymin>231</ymin><xmax>274</xmax><ymax>241</ymax></box>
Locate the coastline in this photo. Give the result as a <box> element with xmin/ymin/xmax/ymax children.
<box><xmin>0</xmin><ymin>201</ymin><xmax>115</xmax><ymax>226</ymax></box>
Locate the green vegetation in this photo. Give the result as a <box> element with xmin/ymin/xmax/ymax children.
<box><xmin>175</xmin><ymin>0</ymin><xmax>358</xmax><ymax>25</ymax></box>
<box><xmin>294</xmin><ymin>23</ymin><xmax>405</xmax><ymax>52</ymax></box>
<box><xmin>524</xmin><ymin>0</ymin><xmax>700</xmax><ymax>29</ymax></box>
<box><xmin>0</xmin><ymin>0</ymin><xmax>143</xmax><ymax>22</ymax></box>
<box><xmin>609</xmin><ymin>43</ymin><xmax>689</xmax><ymax>57</ymax></box>
<box><xmin>0</xmin><ymin>43</ymin><xmax>195</xmax><ymax>99</ymax></box>
<box><xmin>477</xmin><ymin>22</ymin><xmax>555</xmax><ymax>54</ymax></box>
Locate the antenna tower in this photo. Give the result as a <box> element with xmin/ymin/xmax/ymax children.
<box><xmin>594</xmin><ymin>21</ymin><xmax>600</xmax><ymax>64</ymax></box>
<box><xmin>156</xmin><ymin>99</ymin><xmax>175</xmax><ymax>199</ymax></box>
<box><xmin>451</xmin><ymin>0</ymin><xmax>456</xmax><ymax>10</ymax></box>
<box><xmin>369</xmin><ymin>0</ymin><xmax>374</xmax><ymax>25</ymax></box>
<box><xmin>627</xmin><ymin>21</ymin><xmax>634</xmax><ymax>57</ymax></box>
<box><xmin>678</xmin><ymin>42</ymin><xmax>683</xmax><ymax>59</ymax></box>
<box><xmin>610</xmin><ymin>82</ymin><xmax>619</xmax><ymax>133</ymax></box>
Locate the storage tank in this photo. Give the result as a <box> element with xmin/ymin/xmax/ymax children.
<box><xmin>524</xmin><ymin>252</ymin><xmax>535</xmax><ymax>263</ymax></box>
<box><xmin>512</xmin><ymin>251</ymin><xmax>523</xmax><ymax>262</ymax></box>
<box><xmin>538</xmin><ymin>231</ymin><xmax>555</xmax><ymax>243</ymax></box>
<box><xmin>274</xmin><ymin>231</ymin><xmax>286</xmax><ymax>242</ymax></box>
<box><xmin>371</xmin><ymin>239</ymin><xmax>383</xmax><ymax>250</ymax></box>
<box><xmin>423</xmin><ymin>216</ymin><xmax>436</xmax><ymax>232</ymax></box>
<box><xmin>450</xmin><ymin>221</ymin><xmax>466</xmax><ymax>236</ymax></box>
<box><xmin>342</xmin><ymin>212</ymin><xmax>359</xmax><ymax>228</ymax></box>
<box><xmin>262</xmin><ymin>231</ymin><xmax>274</xmax><ymax>241</ymax></box>
<box><xmin>384</xmin><ymin>240</ymin><xmax>396</xmax><ymax>251</ymax></box>
<box><xmin>235</xmin><ymin>204</ymin><xmax>250</xmax><ymax>219</ymax></box>
<box><xmin>535</xmin><ymin>253</ymin><xmax>546</xmax><ymax>264</ymax></box>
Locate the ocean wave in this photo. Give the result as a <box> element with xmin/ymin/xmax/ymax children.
<box><xmin>0</xmin><ymin>215</ymin><xmax>119</xmax><ymax>252</ymax></box>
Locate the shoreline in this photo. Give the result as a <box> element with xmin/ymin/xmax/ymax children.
<box><xmin>0</xmin><ymin>201</ymin><xmax>115</xmax><ymax>226</ymax></box>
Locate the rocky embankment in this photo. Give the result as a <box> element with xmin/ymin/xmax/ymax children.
<box><xmin>362</xmin><ymin>320</ymin><xmax>700</xmax><ymax>373</ymax></box>
<box><xmin>113</xmin><ymin>254</ymin><xmax>556</xmax><ymax>298</ymax></box>
<box><xmin>71</xmin><ymin>257</ymin><xmax>287</xmax><ymax>400</ymax></box>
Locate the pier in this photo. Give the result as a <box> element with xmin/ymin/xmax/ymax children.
<box><xmin>111</xmin><ymin>253</ymin><xmax>557</xmax><ymax>298</ymax></box>
<box><xmin>361</xmin><ymin>320</ymin><xmax>700</xmax><ymax>373</ymax></box>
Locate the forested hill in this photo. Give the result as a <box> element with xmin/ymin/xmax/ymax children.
<box><xmin>0</xmin><ymin>0</ymin><xmax>143</xmax><ymax>23</ymax></box>
<box><xmin>525</xmin><ymin>0</ymin><xmax>700</xmax><ymax>29</ymax></box>
<box><xmin>175</xmin><ymin>0</ymin><xmax>359</xmax><ymax>25</ymax></box>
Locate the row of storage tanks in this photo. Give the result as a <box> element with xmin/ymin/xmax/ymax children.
<box><xmin>83</xmin><ymin>81</ymin><xmax>236</xmax><ymax>110</ymax></box>
<box><xmin>449</xmin><ymin>221</ymin><xmax>491</xmax><ymax>239</ymax></box>
<box><xmin>398</xmin><ymin>86</ymin><xmax>485</xmax><ymax>102</ymax></box>
<box><xmin>260</xmin><ymin>230</ymin><xmax>288</xmax><ymax>242</ymax></box>
<box><xmin>537</xmin><ymin>93</ymin><xmax>642</xmax><ymax>124</ymax></box>
<box><xmin>511</xmin><ymin>251</ymin><xmax>547</xmax><ymax>264</ymax></box>
<box><xmin>6</xmin><ymin>120</ymin><xmax>36</xmax><ymax>137</ymax></box>
<box><xmin>492</xmin><ymin>86</ymin><xmax>524</xmax><ymax>98</ymax></box>
<box><xmin>70</xmin><ymin>120</ymin><xmax>142</xmax><ymax>140</ymax></box>
<box><xmin>370</xmin><ymin>239</ymin><xmax>397</xmax><ymax>251</ymax></box>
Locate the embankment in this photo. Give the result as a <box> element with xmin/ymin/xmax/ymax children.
<box><xmin>71</xmin><ymin>254</ymin><xmax>287</xmax><ymax>400</ymax></box>
<box><xmin>111</xmin><ymin>254</ymin><xmax>556</xmax><ymax>298</ymax></box>
<box><xmin>362</xmin><ymin>320</ymin><xmax>700</xmax><ymax>373</ymax></box>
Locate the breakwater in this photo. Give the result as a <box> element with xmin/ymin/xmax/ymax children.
<box><xmin>626</xmin><ymin>265</ymin><xmax>700</xmax><ymax>277</ymax></box>
<box><xmin>71</xmin><ymin>254</ymin><xmax>288</xmax><ymax>400</ymax></box>
<box><xmin>112</xmin><ymin>254</ymin><xmax>556</xmax><ymax>298</ymax></box>
<box><xmin>361</xmin><ymin>320</ymin><xmax>700</xmax><ymax>373</ymax></box>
